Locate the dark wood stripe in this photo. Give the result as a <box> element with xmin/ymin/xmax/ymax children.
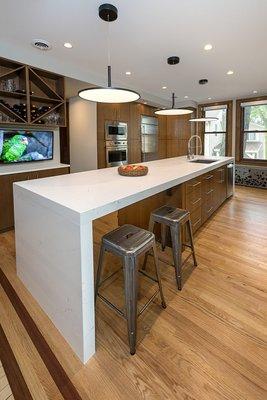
<box><xmin>0</xmin><ymin>268</ymin><xmax>83</xmax><ymax>400</ymax></box>
<box><xmin>0</xmin><ymin>324</ymin><xmax>33</xmax><ymax>400</ymax></box>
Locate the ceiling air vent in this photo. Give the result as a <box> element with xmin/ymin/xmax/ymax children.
<box><xmin>199</xmin><ymin>79</ymin><xmax>208</xmax><ymax>85</ymax></box>
<box><xmin>31</xmin><ymin>39</ymin><xmax>52</xmax><ymax>51</ymax></box>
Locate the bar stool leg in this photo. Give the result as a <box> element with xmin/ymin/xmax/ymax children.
<box><xmin>187</xmin><ymin>220</ymin><xmax>198</xmax><ymax>267</ymax></box>
<box><xmin>152</xmin><ymin>240</ymin><xmax>166</xmax><ymax>308</ymax></box>
<box><xmin>161</xmin><ymin>224</ymin><xmax>167</xmax><ymax>251</ymax></box>
<box><xmin>170</xmin><ymin>225</ymin><xmax>182</xmax><ymax>290</ymax></box>
<box><xmin>95</xmin><ymin>244</ymin><xmax>106</xmax><ymax>303</ymax></box>
<box><xmin>142</xmin><ymin>216</ymin><xmax>155</xmax><ymax>270</ymax></box>
<box><xmin>124</xmin><ymin>255</ymin><xmax>138</xmax><ymax>355</ymax></box>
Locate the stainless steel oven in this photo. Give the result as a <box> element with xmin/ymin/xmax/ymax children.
<box><xmin>105</xmin><ymin>121</ymin><xmax>128</xmax><ymax>141</ymax></box>
<box><xmin>105</xmin><ymin>140</ymin><xmax>128</xmax><ymax>167</ymax></box>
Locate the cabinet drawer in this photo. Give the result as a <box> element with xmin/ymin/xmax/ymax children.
<box><xmin>190</xmin><ymin>206</ymin><xmax>202</xmax><ymax>233</ymax></box>
<box><xmin>186</xmin><ymin>178</ymin><xmax>202</xmax><ymax>195</ymax></box>
<box><xmin>202</xmin><ymin>188</ymin><xmax>215</xmax><ymax>222</ymax></box>
<box><xmin>186</xmin><ymin>190</ymin><xmax>202</xmax><ymax>212</ymax></box>
<box><xmin>202</xmin><ymin>173</ymin><xmax>214</xmax><ymax>195</ymax></box>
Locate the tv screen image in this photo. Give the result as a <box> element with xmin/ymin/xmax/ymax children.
<box><xmin>0</xmin><ymin>130</ymin><xmax>53</xmax><ymax>164</ymax></box>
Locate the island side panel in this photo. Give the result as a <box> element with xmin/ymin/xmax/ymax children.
<box><xmin>13</xmin><ymin>186</ymin><xmax>95</xmax><ymax>364</ymax></box>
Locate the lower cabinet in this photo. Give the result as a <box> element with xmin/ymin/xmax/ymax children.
<box><xmin>0</xmin><ymin>167</ymin><xmax>70</xmax><ymax>232</ymax></box>
<box><xmin>118</xmin><ymin>165</ymin><xmax>229</xmax><ymax>236</ymax></box>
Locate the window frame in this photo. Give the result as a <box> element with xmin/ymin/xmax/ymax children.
<box><xmin>197</xmin><ymin>100</ymin><xmax>233</xmax><ymax>156</ymax></box>
<box><xmin>236</xmin><ymin>96</ymin><xmax>267</xmax><ymax>165</ymax></box>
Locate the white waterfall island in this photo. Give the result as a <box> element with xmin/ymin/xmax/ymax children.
<box><xmin>13</xmin><ymin>155</ymin><xmax>234</xmax><ymax>363</ymax></box>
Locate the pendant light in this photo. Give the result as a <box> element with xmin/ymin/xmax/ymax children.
<box><xmin>189</xmin><ymin>117</ymin><xmax>218</xmax><ymax>122</ymax></box>
<box><xmin>79</xmin><ymin>4</ymin><xmax>140</xmax><ymax>103</ymax></box>
<box><xmin>155</xmin><ymin>93</ymin><xmax>193</xmax><ymax>115</ymax></box>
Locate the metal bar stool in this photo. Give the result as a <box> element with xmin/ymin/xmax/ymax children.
<box><xmin>95</xmin><ymin>224</ymin><xmax>166</xmax><ymax>355</ymax></box>
<box><xmin>143</xmin><ymin>205</ymin><xmax>197</xmax><ymax>290</ymax></box>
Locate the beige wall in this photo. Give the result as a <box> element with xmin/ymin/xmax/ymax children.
<box><xmin>69</xmin><ymin>97</ymin><xmax>97</xmax><ymax>173</ymax></box>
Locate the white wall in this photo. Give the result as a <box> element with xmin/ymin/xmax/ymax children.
<box><xmin>69</xmin><ymin>97</ymin><xmax>97</xmax><ymax>173</ymax></box>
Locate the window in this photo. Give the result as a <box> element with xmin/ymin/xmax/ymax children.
<box><xmin>204</xmin><ymin>106</ymin><xmax>228</xmax><ymax>157</ymax></box>
<box><xmin>242</xmin><ymin>103</ymin><xmax>267</xmax><ymax>161</ymax></box>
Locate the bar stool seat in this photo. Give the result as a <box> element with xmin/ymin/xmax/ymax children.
<box><xmin>102</xmin><ymin>224</ymin><xmax>155</xmax><ymax>255</ymax></box>
<box><xmin>151</xmin><ymin>206</ymin><xmax>190</xmax><ymax>226</ymax></box>
<box><xmin>95</xmin><ymin>224</ymin><xmax>166</xmax><ymax>355</ymax></box>
<box><xmin>144</xmin><ymin>205</ymin><xmax>197</xmax><ymax>290</ymax></box>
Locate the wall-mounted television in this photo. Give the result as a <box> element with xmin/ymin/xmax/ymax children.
<box><xmin>0</xmin><ymin>129</ymin><xmax>53</xmax><ymax>164</ymax></box>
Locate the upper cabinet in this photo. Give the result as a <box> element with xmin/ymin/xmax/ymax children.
<box><xmin>0</xmin><ymin>57</ymin><xmax>66</xmax><ymax>127</ymax></box>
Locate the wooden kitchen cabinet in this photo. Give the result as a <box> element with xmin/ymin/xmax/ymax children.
<box><xmin>214</xmin><ymin>166</ymin><xmax>227</xmax><ymax>209</ymax></box>
<box><xmin>201</xmin><ymin>172</ymin><xmax>215</xmax><ymax>223</ymax></box>
<box><xmin>128</xmin><ymin>140</ymin><xmax>142</xmax><ymax>164</ymax></box>
<box><xmin>0</xmin><ymin>172</ymin><xmax>29</xmax><ymax>233</ymax></box>
<box><xmin>97</xmin><ymin>103</ymin><xmax>130</xmax><ymax>141</ymax></box>
<box><xmin>0</xmin><ymin>167</ymin><xmax>69</xmax><ymax>232</ymax></box>
<box><xmin>185</xmin><ymin>177</ymin><xmax>202</xmax><ymax>232</ymax></box>
<box><xmin>118</xmin><ymin>165</ymin><xmax>230</xmax><ymax>240</ymax></box>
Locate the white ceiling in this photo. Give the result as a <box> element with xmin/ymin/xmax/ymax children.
<box><xmin>0</xmin><ymin>0</ymin><xmax>267</xmax><ymax>106</ymax></box>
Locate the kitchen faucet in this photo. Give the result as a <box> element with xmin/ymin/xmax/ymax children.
<box><xmin>187</xmin><ymin>135</ymin><xmax>203</xmax><ymax>160</ymax></box>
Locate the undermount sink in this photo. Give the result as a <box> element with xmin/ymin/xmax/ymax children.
<box><xmin>189</xmin><ymin>159</ymin><xmax>218</xmax><ymax>164</ymax></box>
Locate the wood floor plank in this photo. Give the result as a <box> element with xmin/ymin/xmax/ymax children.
<box><xmin>0</xmin><ymin>324</ymin><xmax>33</xmax><ymax>400</ymax></box>
<box><xmin>0</xmin><ymin>186</ymin><xmax>266</xmax><ymax>399</ymax></box>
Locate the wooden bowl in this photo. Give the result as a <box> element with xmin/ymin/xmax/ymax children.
<box><xmin>118</xmin><ymin>164</ymin><xmax>148</xmax><ymax>177</ymax></box>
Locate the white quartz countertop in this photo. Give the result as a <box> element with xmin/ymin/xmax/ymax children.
<box><xmin>14</xmin><ymin>156</ymin><xmax>234</xmax><ymax>222</ymax></box>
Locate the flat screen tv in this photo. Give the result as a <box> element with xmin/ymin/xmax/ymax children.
<box><xmin>0</xmin><ymin>130</ymin><xmax>53</xmax><ymax>164</ymax></box>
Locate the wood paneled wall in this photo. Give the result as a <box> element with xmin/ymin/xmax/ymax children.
<box><xmin>166</xmin><ymin>112</ymin><xmax>196</xmax><ymax>158</ymax></box>
<box><xmin>97</xmin><ymin>103</ymin><xmax>195</xmax><ymax>167</ymax></box>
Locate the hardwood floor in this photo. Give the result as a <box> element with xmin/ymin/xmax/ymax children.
<box><xmin>0</xmin><ymin>361</ymin><xmax>14</xmax><ymax>400</ymax></box>
<box><xmin>0</xmin><ymin>186</ymin><xmax>266</xmax><ymax>399</ymax></box>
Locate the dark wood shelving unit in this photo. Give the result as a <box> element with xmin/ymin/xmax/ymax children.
<box><xmin>0</xmin><ymin>56</ymin><xmax>66</xmax><ymax>127</ymax></box>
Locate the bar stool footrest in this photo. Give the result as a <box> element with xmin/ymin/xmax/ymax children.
<box><xmin>98</xmin><ymin>293</ymin><xmax>126</xmax><ymax>319</ymax></box>
<box><xmin>98</xmin><ymin>266</ymin><xmax>123</xmax><ymax>288</ymax></box>
<box><xmin>138</xmin><ymin>289</ymin><xmax>160</xmax><ymax>317</ymax></box>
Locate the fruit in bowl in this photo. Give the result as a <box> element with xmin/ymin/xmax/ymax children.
<box><xmin>118</xmin><ymin>164</ymin><xmax>148</xmax><ymax>176</ymax></box>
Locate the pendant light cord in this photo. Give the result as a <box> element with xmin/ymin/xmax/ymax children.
<box><xmin>107</xmin><ymin>14</ymin><xmax>112</xmax><ymax>87</ymax></box>
<box><xmin>172</xmin><ymin>93</ymin><xmax>176</xmax><ymax>109</ymax></box>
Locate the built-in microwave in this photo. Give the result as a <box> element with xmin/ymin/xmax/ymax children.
<box><xmin>105</xmin><ymin>121</ymin><xmax>128</xmax><ymax>141</ymax></box>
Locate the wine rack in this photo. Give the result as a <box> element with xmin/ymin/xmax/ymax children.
<box><xmin>0</xmin><ymin>57</ymin><xmax>66</xmax><ymax>127</ymax></box>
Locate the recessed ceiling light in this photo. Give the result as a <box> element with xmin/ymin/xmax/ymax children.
<box><xmin>253</xmin><ymin>90</ymin><xmax>258</xmax><ymax>94</ymax></box>
<box><xmin>204</xmin><ymin>44</ymin><xmax>212</xmax><ymax>51</ymax></box>
<box><xmin>64</xmin><ymin>42</ymin><xmax>73</xmax><ymax>49</ymax></box>
<box><xmin>184</xmin><ymin>95</ymin><xmax>189</xmax><ymax>99</ymax></box>
<box><xmin>208</xmin><ymin>97</ymin><xmax>212</xmax><ymax>100</ymax></box>
<box><xmin>125</xmin><ymin>71</ymin><xmax>131</xmax><ymax>75</ymax></box>
<box><xmin>162</xmin><ymin>86</ymin><xmax>167</xmax><ymax>90</ymax></box>
<box><xmin>227</xmin><ymin>70</ymin><xmax>234</xmax><ymax>75</ymax></box>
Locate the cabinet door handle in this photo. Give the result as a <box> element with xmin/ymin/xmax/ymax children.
<box><xmin>192</xmin><ymin>197</ymin><xmax>201</xmax><ymax>206</ymax></box>
<box><xmin>207</xmin><ymin>206</ymin><xmax>213</xmax><ymax>213</ymax></box>
<box><xmin>206</xmin><ymin>188</ymin><xmax>214</xmax><ymax>195</ymax></box>
<box><xmin>205</xmin><ymin>175</ymin><xmax>213</xmax><ymax>180</ymax></box>
<box><xmin>193</xmin><ymin>218</ymin><xmax>201</xmax><ymax>227</ymax></box>
<box><xmin>189</xmin><ymin>181</ymin><xmax>201</xmax><ymax>188</ymax></box>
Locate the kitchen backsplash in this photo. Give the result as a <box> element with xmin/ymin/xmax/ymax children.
<box><xmin>235</xmin><ymin>165</ymin><xmax>266</xmax><ymax>188</ymax></box>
